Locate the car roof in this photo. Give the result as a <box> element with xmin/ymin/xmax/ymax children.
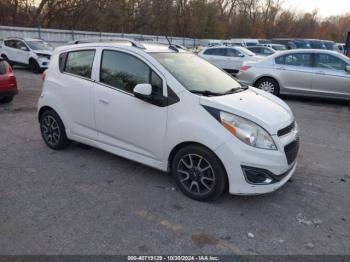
<box><xmin>270</xmin><ymin>49</ymin><xmax>344</xmax><ymax>57</ymax></box>
<box><xmin>56</xmin><ymin>41</ymin><xmax>188</xmax><ymax>54</ymax></box>
<box><xmin>4</xmin><ymin>37</ymin><xmax>43</xmax><ymax>42</ymax></box>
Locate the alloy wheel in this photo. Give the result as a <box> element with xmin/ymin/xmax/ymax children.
<box><xmin>177</xmin><ymin>154</ymin><xmax>216</xmax><ymax>196</ymax></box>
<box><xmin>41</xmin><ymin>115</ymin><xmax>61</xmax><ymax>146</ymax></box>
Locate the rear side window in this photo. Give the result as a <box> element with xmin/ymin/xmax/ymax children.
<box><xmin>275</xmin><ymin>53</ymin><xmax>312</xmax><ymax>67</ymax></box>
<box><xmin>4</xmin><ymin>40</ymin><xmax>14</xmax><ymax>48</ymax></box>
<box><xmin>0</xmin><ymin>61</ymin><xmax>7</xmax><ymax>75</ymax></box>
<box><xmin>100</xmin><ymin>50</ymin><xmax>163</xmax><ymax>95</ymax></box>
<box><xmin>64</xmin><ymin>50</ymin><xmax>95</xmax><ymax>78</ymax></box>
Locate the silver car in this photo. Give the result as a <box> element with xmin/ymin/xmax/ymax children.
<box><xmin>236</xmin><ymin>49</ymin><xmax>350</xmax><ymax>100</ymax></box>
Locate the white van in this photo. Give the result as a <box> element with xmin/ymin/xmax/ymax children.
<box><xmin>38</xmin><ymin>40</ymin><xmax>299</xmax><ymax>201</ymax></box>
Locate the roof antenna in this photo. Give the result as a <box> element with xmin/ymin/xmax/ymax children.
<box><xmin>165</xmin><ymin>35</ymin><xmax>179</xmax><ymax>52</ymax></box>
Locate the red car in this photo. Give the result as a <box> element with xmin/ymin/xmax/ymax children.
<box><xmin>0</xmin><ymin>57</ymin><xmax>17</xmax><ymax>103</ymax></box>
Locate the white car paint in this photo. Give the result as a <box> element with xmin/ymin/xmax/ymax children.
<box><xmin>198</xmin><ymin>46</ymin><xmax>264</xmax><ymax>73</ymax></box>
<box><xmin>38</xmin><ymin>41</ymin><xmax>298</xmax><ymax>197</ymax></box>
<box><xmin>0</xmin><ymin>37</ymin><xmax>53</xmax><ymax>70</ymax></box>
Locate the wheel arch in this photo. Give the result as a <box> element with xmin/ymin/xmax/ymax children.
<box><xmin>38</xmin><ymin>105</ymin><xmax>56</xmax><ymax>122</ymax></box>
<box><xmin>167</xmin><ymin>141</ymin><xmax>227</xmax><ymax>175</ymax></box>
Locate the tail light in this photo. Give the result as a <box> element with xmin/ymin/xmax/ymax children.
<box><xmin>240</xmin><ymin>65</ymin><xmax>251</xmax><ymax>71</ymax></box>
<box><xmin>41</xmin><ymin>69</ymin><xmax>48</xmax><ymax>81</ymax></box>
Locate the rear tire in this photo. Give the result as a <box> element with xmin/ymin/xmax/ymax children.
<box><xmin>255</xmin><ymin>77</ymin><xmax>280</xmax><ymax>96</ymax></box>
<box><xmin>171</xmin><ymin>145</ymin><xmax>227</xmax><ymax>201</ymax></box>
<box><xmin>0</xmin><ymin>96</ymin><xmax>13</xmax><ymax>104</ymax></box>
<box><xmin>39</xmin><ymin>109</ymin><xmax>70</xmax><ymax>150</ymax></box>
<box><xmin>29</xmin><ymin>59</ymin><xmax>41</xmax><ymax>73</ymax></box>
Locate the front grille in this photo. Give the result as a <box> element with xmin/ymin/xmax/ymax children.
<box><xmin>284</xmin><ymin>136</ymin><xmax>300</xmax><ymax>165</ymax></box>
<box><xmin>278</xmin><ymin>121</ymin><xmax>295</xmax><ymax>137</ymax></box>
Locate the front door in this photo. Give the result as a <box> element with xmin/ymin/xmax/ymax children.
<box><xmin>312</xmin><ymin>53</ymin><xmax>350</xmax><ymax>97</ymax></box>
<box><xmin>94</xmin><ymin>49</ymin><xmax>167</xmax><ymax>161</ymax></box>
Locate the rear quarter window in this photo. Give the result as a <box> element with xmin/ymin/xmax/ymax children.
<box><xmin>0</xmin><ymin>61</ymin><xmax>6</xmax><ymax>75</ymax></box>
<box><xmin>64</xmin><ymin>50</ymin><xmax>95</xmax><ymax>78</ymax></box>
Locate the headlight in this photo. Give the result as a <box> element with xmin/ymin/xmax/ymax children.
<box><xmin>220</xmin><ymin>111</ymin><xmax>277</xmax><ymax>150</ymax></box>
<box><xmin>36</xmin><ymin>53</ymin><xmax>51</xmax><ymax>60</ymax></box>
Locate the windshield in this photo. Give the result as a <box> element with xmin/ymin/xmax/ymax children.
<box><xmin>26</xmin><ymin>40</ymin><xmax>53</xmax><ymax>51</ymax></box>
<box><xmin>236</xmin><ymin>47</ymin><xmax>256</xmax><ymax>56</ymax></box>
<box><xmin>151</xmin><ymin>53</ymin><xmax>241</xmax><ymax>94</ymax></box>
<box><xmin>273</xmin><ymin>45</ymin><xmax>287</xmax><ymax>51</ymax></box>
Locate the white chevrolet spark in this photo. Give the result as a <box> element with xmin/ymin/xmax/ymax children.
<box><xmin>38</xmin><ymin>40</ymin><xmax>299</xmax><ymax>201</ymax></box>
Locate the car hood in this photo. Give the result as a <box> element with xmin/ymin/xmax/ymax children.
<box><xmin>199</xmin><ymin>87</ymin><xmax>294</xmax><ymax>135</ymax></box>
<box><xmin>34</xmin><ymin>50</ymin><xmax>53</xmax><ymax>55</ymax></box>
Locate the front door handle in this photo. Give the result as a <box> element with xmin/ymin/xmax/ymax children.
<box><xmin>99</xmin><ymin>98</ymin><xmax>110</xmax><ymax>105</ymax></box>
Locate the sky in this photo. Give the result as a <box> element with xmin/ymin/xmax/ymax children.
<box><xmin>283</xmin><ymin>0</ymin><xmax>350</xmax><ymax>17</ymax></box>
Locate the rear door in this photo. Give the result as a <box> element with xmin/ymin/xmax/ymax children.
<box><xmin>201</xmin><ymin>48</ymin><xmax>227</xmax><ymax>69</ymax></box>
<box><xmin>312</xmin><ymin>53</ymin><xmax>350</xmax><ymax>97</ymax></box>
<box><xmin>58</xmin><ymin>49</ymin><xmax>97</xmax><ymax>139</ymax></box>
<box><xmin>225</xmin><ymin>48</ymin><xmax>245</xmax><ymax>71</ymax></box>
<box><xmin>274</xmin><ymin>53</ymin><xmax>313</xmax><ymax>94</ymax></box>
<box><xmin>3</xmin><ymin>40</ymin><xmax>17</xmax><ymax>62</ymax></box>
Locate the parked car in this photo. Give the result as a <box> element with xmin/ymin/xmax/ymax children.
<box><xmin>0</xmin><ymin>37</ymin><xmax>53</xmax><ymax>73</ymax></box>
<box><xmin>258</xmin><ymin>39</ymin><xmax>272</xmax><ymax>45</ymax></box>
<box><xmin>336</xmin><ymin>43</ymin><xmax>345</xmax><ymax>53</ymax></box>
<box><xmin>305</xmin><ymin>39</ymin><xmax>326</xmax><ymax>49</ymax></box>
<box><xmin>0</xmin><ymin>57</ymin><xmax>17</xmax><ymax>103</ymax></box>
<box><xmin>198</xmin><ymin>46</ymin><xmax>264</xmax><ymax>74</ymax></box>
<box><xmin>237</xmin><ymin>49</ymin><xmax>350</xmax><ymax>100</ymax></box>
<box><xmin>321</xmin><ymin>40</ymin><xmax>336</xmax><ymax>51</ymax></box>
<box><xmin>263</xmin><ymin>44</ymin><xmax>287</xmax><ymax>51</ymax></box>
<box><xmin>227</xmin><ymin>38</ymin><xmax>260</xmax><ymax>47</ymax></box>
<box><xmin>247</xmin><ymin>46</ymin><xmax>276</xmax><ymax>56</ymax></box>
<box><xmin>38</xmin><ymin>40</ymin><xmax>299</xmax><ymax>201</ymax></box>
<box><xmin>272</xmin><ymin>39</ymin><xmax>311</xmax><ymax>50</ymax></box>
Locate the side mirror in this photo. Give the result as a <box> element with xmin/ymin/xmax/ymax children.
<box><xmin>346</xmin><ymin>65</ymin><xmax>350</xmax><ymax>72</ymax></box>
<box><xmin>20</xmin><ymin>46</ymin><xmax>28</xmax><ymax>51</ymax></box>
<box><xmin>133</xmin><ymin>83</ymin><xmax>152</xmax><ymax>101</ymax></box>
<box><xmin>238</xmin><ymin>53</ymin><xmax>245</xmax><ymax>58</ymax></box>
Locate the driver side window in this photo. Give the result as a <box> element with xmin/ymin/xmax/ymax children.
<box><xmin>315</xmin><ymin>54</ymin><xmax>347</xmax><ymax>71</ymax></box>
<box><xmin>100</xmin><ymin>50</ymin><xmax>163</xmax><ymax>95</ymax></box>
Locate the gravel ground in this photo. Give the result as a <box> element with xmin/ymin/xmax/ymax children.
<box><xmin>0</xmin><ymin>68</ymin><xmax>349</xmax><ymax>255</ymax></box>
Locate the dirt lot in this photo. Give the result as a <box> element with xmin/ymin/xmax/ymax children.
<box><xmin>0</xmin><ymin>67</ymin><xmax>350</xmax><ymax>255</ymax></box>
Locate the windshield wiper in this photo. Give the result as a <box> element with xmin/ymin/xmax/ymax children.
<box><xmin>189</xmin><ymin>90</ymin><xmax>224</xmax><ymax>96</ymax></box>
<box><xmin>224</xmin><ymin>85</ymin><xmax>249</xmax><ymax>95</ymax></box>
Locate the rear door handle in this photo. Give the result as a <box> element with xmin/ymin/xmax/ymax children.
<box><xmin>99</xmin><ymin>98</ymin><xmax>109</xmax><ymax>105</ymax></box>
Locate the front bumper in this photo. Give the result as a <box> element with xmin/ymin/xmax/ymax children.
<box><xmin>215</xmin><ymin>131</ymin><xmax>298</xmax><ymax>195</ymax></box>
<box><xmin>37</xmin><ymin>57</ymin><xmax>50</xmax><ymax>68</ymax></box>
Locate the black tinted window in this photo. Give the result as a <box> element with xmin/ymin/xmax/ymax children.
<box><xmin>0</xmin><ymin>61</ymin><xmax>6</xmax><ymax>75</ymax></box>
<box><xmin>64</xmin><ymin>50</ymin><xmax>95</xmax><ymax>78</ymax></box>
<box><xmin>4</xmin><ymin>40</ymin><xmax>14</xmax><ymax>48</ymax></box>
<box><xmin>315</xmin><ymin>54</ymin><xmax>347</xmax><ymax>71</ymax></box>
<box><xmin>100</xmin><ymin>50</ymin><xmax>162</xmax><ymax>94</ymax></box>
<box><xmin>276</xmin><ymin>53</ymin><xmax>312</xmax><ymax>67</ymax></box>
<box><xmin>204</xmin><ymin>48</ymin><xmax>226</xmax><ymax>56</ymax></box>
<box><xmin>226</xmin><ymin>48</ymin><xmax>240</xmax><ymax>57</ymax></box>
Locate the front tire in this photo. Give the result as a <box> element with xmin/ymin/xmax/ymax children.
<box><xmin>172</xmin><ymin>145</ymin><xmax>227</xmax><ymax>201</ymax></box>
<box><xmin>39</xmin><ymin>110</ymin><xmax>70</xmax><ymax>150</ymax></box>
<box><xmin>255</xmin><ymin>77</ymin><xmax>280</xmax><ymax>96</ymax></box>
<box><xmin>29</xmin><ymin>59</ymin><xmax>41</xmax><ymax>73</ymax></box>
<box><xmin>0</xmin><ymin>96</ymin><xmax>14</xmax><ymax>104</ymax></box>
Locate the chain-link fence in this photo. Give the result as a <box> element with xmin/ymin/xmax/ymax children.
<box><xmin>0</xmin><ymin>25</ymin><xmax>213</xmax><ymax>48</ymax></box>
